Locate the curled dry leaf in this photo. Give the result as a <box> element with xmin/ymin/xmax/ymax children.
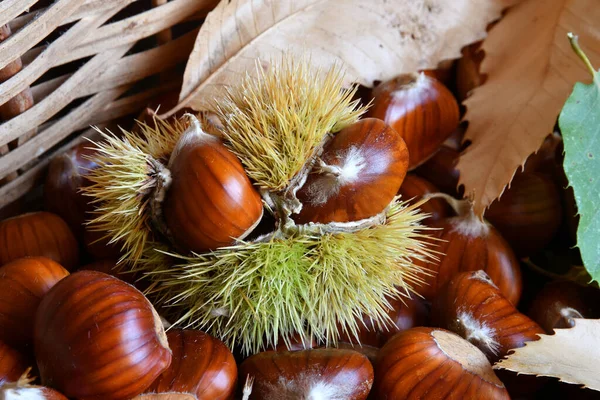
<box><xmin>457</xmin><ymin>0</ymin><xmax>600</xmax><ymax>216</ymax></box>
<box><xmin>174</xmin><ymin>0</ymin><xmax>508</xmax><ymax>113</ymax></box>
<box><xmin>494</xmin><ymin>318</ymin><xmax>600</xmax><ymax>392</ymax></box>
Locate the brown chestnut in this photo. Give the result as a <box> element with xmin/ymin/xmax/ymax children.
<box><xmin>44</xmin><ymin>142</ymin><xmax>99</xmax><ymax>237</ymax></box>
<box><xmin>485</xmin><ymin>172</ymin><xmax>562</xmax><ymax>257</ymax></box>
<box><xmin>527</xmin><ymin>281</ymin><xmax>600</xmax><ymax>334</ymax></box>
<box><xmin>164</xmin><ymin>117</ymin><xmax>263</xmax><ymax>253</ymax></box>
<box><xmin>415</xmin><ymin>145</ymin><xmax>463</xmax><ymax>198</ymax></box>
<box><xmin>0</xmin><ymin>212</ymin><xmax>79</xmax><ymax>270</ymax></box>
<box><xmin>0</xmin><ymin>369</ymin><xmax>68</xmax><ymax>399</ymax></box>
<box><xmin>0</xmin><ymin>340</ymin><xmax>27</xmax><ymax>383</ymax></box>
<box><xmin>239</xmin><ymin>348</ymin><xmax>373</xmax><ymax>399</ymax></box>
<box><xmin>374</xmin><ymin>327</ymin><xmax>509</xmax><ymax>399</ymax></box>
<box><xmin>135</xmin><ymin>329</ymin><xmax>237</xmax><ymax>400</ymax></box>
<box><xmin>398</xmin><ymin>174</ymin><xmax>451</xmax><ymax>224</ymax></box>
<box><xmin>431</xmin><ymin>271</ymin><xmax>544</xmax><ymax>363</ymax></box>
<box><xmin>413</xmin><ymin>197</ymin><xmax>522</xmax><ymax>304</ymax></box>
<box><xmin>34</xmin><ymin>271</ymin><xmax>172</xmax><ymax>400</ymax></box>
<box><xmin>0</xmin><ymin>257</ymin><xmax>69</xmax><ymax>351</ymax></box>
<box><xmin>295</xmin><ymin>118</ymin><xmax>409</xmax><ymax>224</ymax></box>
<box><xmin>368</xmin><ymin>73</ymin><xmax>460</xmax><ymax>169</ymax></box>
<box><xmin>338</xmin><ymin>294</ymin><xmax>429</xmax><ymax>348</ymax></box>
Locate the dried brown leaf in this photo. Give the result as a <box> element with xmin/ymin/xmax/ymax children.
<box><xmin>457</xmin><ymin>0</ymin><xmax>600</xmax><ymax>217</ymax></box>
<box><xmin>175</xmin><ymin>0</ymin><xmax>508</xmax><ymax>112</ymax></box>
<box><xmin>494</xmin><ymin>318</ymin><xmax>600</xmax><ymax>391</ymax></box>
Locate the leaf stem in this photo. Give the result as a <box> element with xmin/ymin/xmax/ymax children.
<box><xmin>567</xmin><ymin>32</ymin><xmax>596</xmax><ymax>78</ymax></box>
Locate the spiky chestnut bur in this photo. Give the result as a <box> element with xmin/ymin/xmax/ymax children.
<box><xmin>413</xmin><ymin>194</ymin><xmax>522</xmax><ymax>304</ymax></box>
<box><xmin>0</xmin><ymin>369</ymin><xmax>68</xmax><ymax>400</ymax></box>
<box><xmin>81</xmin><ymin>58</ymin><xmax>434</xmax><ymax>355</ymax></box>
<box><xmin>374</xmin><ymin>327</ymin><xmax>509</xmax><ymax>399</ymax></box>
<box><xmin>368</xmin><ymin>73</ymin><xmax>460</xmax><ymax>169</ymax></box>
<box><xmin>431</xmin><ymin>270</ymin><xmax>543</xmax><ymax>363</ymax></box>
<box><xmin>294</xmin><ymin>118</ymin><xmax>409</xmax><ymax>224</ymax></box>
<box><xmin>163</xmin><ymin>117</ymin><xmax>263</xmax><ymax>252</ymax></box>
<box><xmin>152</xmin><ymin>200</ymin><xmax>433</xmax><ymax>355</ymax></box>
<box><xmin>239</xmin><ymin>349</ymin><xmax>373</xmax><ymax>400</ymax></box>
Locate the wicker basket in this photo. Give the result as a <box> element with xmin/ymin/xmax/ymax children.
<box><xmin>0</xmin><ymin>0</ymin><xmax>217</xmax><ymax>214</ymax></box>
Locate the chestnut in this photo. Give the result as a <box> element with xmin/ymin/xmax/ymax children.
<box><xmin>527</xmin><ymin>281</ymin><xmax>600</xmax><ymax>334</ymax></box>
<box><xmin>34</xmin><ymin>271</ymin><xmax>172</xmax><ymax>400</ymax></box>
<box><xmin>0</xmin><ymin>257</ymin><xmax>69</xmax><ymax>351</ymax></box>
<box><xmin>374</xmin><ymin>327</ymin><xmax>509</xmax><ymax>399</ymax></box>
<box><xmin>239</xmin><ymin>348</ymin><xmax>374</xmax><ymax>399</ymax></box>
<box><xmin>484</xmin><ymin>172</ymin><xmax>563</xmax><ymax>257</ymax></box>
<box><xmin>0</xmin><ymin>369</ymin><xmax>68</xmax><ymax>399</ymax></box>
<box><xmin>413</xmin><ymin>197</ymin><xmax>522</xmax><ymax>304</ymax></box>
<box><xmin>431</xmin><ymin>270</ymin><xmax>544</xmax><ymax>363</ymax></box>
<box><xmin>44</xmin><ymin>142</ymin><xmax>99</xmax><ymax>237</ymax></box>
<box><xmin>368</xmin><ymin>73</ymin><xmax>460</xmax><ymax>169</ymax></box>
<box><xmin>338</xmin><ymin>294</ymin><xmax>429</xmax><ymax>348</ymax></box>
<box><xmin>295</xmin><ymin>118</ymin><xmax>409</xmax><ymax>224</ymax></box>
<box><xmin>455</xmin><ymin>41</ymin><xmax>484</xmax><ymax>101</ymax></box>
<box><xmin>83</xmin><ymin>227</ymin><xmax>123</xmax><ymax>261</ymax></box>
<box><xmin>164</xmin><ymin>117</ymin><xmax>264</xmax><ymax>253</ymax></box>
<box><xmin>398</xmin><ymin>174</ymin><xmax>451</xmax><ymax>224</ymax></box>
<box><xmin>0</xmin><ymin>340</ymin><xmax>27</xmax><ymax>383</ymax></box>
<box><xmin>415</xmin><ymin>146</ymin><xmax>463</xmax><ymax>198</ymax></box>
<box><xmin>135</xmin><ymin>329</ymin><xmax>237</xmax><ymax>400</ymax></box>
<box><xmin>0</xmin><ymin>212</ymin><xmax>79</xmax><ymax>270</ymax></box>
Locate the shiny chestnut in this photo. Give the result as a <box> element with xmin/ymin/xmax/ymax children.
<box><xmin>0</xmin><ymin>212</ymin><xmax>79</xmax><ymax>270</ymax></box>
<box><xmin>528</xmin><ymin>281</ymin><xmax>600</xmax><ymax>334</ymax></box>
<box><xmin>485</xmin><ymin>172</ymin><xmax>562</xmax><ymax>257</ymax></box>
<box><xmin>135</xmin><ymin>329</ymin><xmax>237</xmax><ymax>400</ymax></box>
<box><xmin>239</xmin><ymin>348</ymin><xmax>373</xmax><ymax>399</ymax></box>
<box><xmin>34</xmin><ymin>271</ymin><xmax>172</xmax><ymax>400</ymax></box>
<box><xmin>431</xmin><ymin>270</ymin><xmax>543</xmax><ymax>362</ymax></box>
<box><xmin>164</xmin><ymin>117</ymin><xmax>263</xmax><ymax>253</ymax></box>
<box><xmin>414</xmin><ymin>197</ymin><xmax>522</xmax><ymax>304</ymax></box>
<box><xmin>0</xmin><ymin>340</ymin><xmax>27</xmax><ymax>383</ymax></box>
<box><xmin>375</xmin><ymin>327</ymin><xmax>509</xmax><ymax>399</ymax></box>
<box><xmin>295</xmin><ymin>118</ymin><xmax>409</xmax><ymax>224</ymax></box>
<box><xmin>44</xmin><ymin>142</ymin><xmax>99</xmax><ymax>237</ymax></box>
<box><xmin>0</xmin><ymin>257</ymin><xmax>69</xmax><ymax>350</ymax></box>
<box><xmin>398</xmin><ymin>174</ymin><xmax>451</xmax><ymax>224</ymax></box>
<box><xmin>368</xmin><ymin>73</ymin><xmax>460</xmax><ymax>169</ymax></box>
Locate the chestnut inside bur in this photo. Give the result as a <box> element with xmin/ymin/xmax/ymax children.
<box><xmin>295</xmin><ymin>118</ymin><xmax>409</xmax><ymax>224</ymax></box>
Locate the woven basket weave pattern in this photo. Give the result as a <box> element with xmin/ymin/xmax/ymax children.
<box><xmin>0</xmin><ymin>0</ymin><xmax>216</xmax><ymax>211</ymax></box>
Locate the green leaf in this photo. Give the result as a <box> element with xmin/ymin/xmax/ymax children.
<box><xmin>558</xmin><ymin>33</ymin><xmax>600</xmax><ymax>283</ymax></box>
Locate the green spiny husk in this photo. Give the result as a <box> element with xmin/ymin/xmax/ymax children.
<box><xmin>216</xmin><ymin>56</ymin><xmax>367</xmax><ymax>192</ymax></box>
<box><xmin>82</xmin><ymin>118</ymin><xmax>188</xmax><ymax>263</ymax></box>
<box><xmin>145</xmin><ymin>199</ymin><xmax>434</xmax><ymax>355</ymax></box>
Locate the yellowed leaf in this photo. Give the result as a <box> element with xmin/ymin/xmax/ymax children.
<box><xmin>457</xmin><ymin>0</ymin><xmax>600</xmax><ymax>217</ymax></box>
<box><xmin>174</xmin><ymin>0</ymin><xmax>508</xmax><ymax>113</ymax></box>
<box><xmin>494</xmin><ymin>318</ymin><xmax>600</xmax><ymax>391</ymax></box>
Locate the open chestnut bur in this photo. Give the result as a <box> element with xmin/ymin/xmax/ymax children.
<box><xmin>82</xmin><ymin>57</ymin><xmax>437</xmax><ymax>355</ymax></box>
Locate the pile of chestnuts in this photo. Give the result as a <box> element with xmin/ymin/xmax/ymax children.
<box><xmin>0</xmin><ymin>53</ymin><xmax>595</xmax><ymax>400</ymax></box>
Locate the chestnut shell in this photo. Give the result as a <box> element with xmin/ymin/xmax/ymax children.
<box><xmin>295</xmin><ymin>118</ymin><xmax>409</xmax><ymax>224</ymax></box>
<box><xmin>164</xmin><ymin>134</ymin><xmax>263</xmax><ymax>253</ymax></box>
<box><xmin>368</xmin><ymin>73</ymin><xmax>460</xmax><ymax>169</ymax></box>
<box><xmin>34</xmin><ymin>271</ymin><xmax>172</xmax><ymax>400</ymax></box>
<box><xmin>239</xmin><ymin>348</ymin><xmax>373</xmax><ymax>400</ymax></box>
<box><xmin>0</xmin><ymin>212</ymin><xmax>79</xmax><ymax>270</ymax></box>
